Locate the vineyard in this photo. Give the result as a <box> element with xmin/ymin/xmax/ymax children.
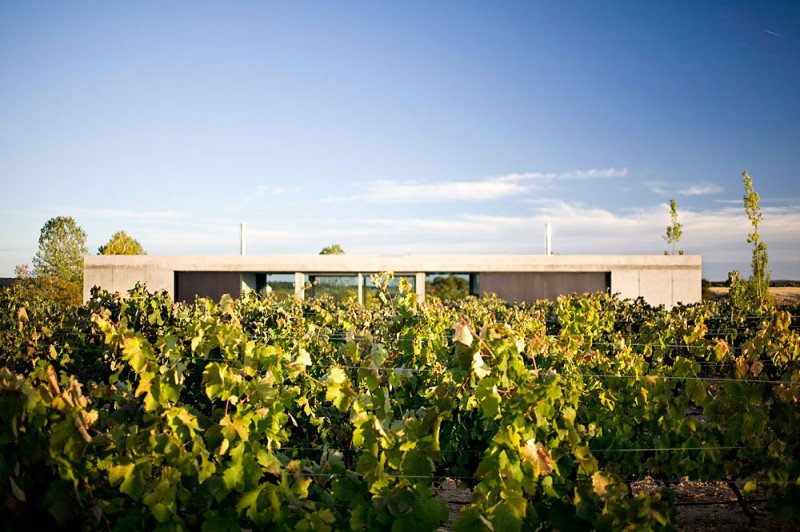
<box><xmin>1</xmin><ymin>275</ymin><xmax>799</xmax><ymax>531</ymax></box>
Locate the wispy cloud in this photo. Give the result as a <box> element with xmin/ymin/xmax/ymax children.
<box><xmin>256</xmin><ymin>186</ymin><xmax>302</xmax><ymax>197</ymax></box>
<box><xmin>231</xmin><ymin>185</ymin><xmax>304</xmax><ymax>209</ymax></box>
<box><xmin>252</xmin><ymin>185</ymin><xmax>302</xmax><ymax>200</ymax></box>
<box><xmin>322</xmin><ymin>167</ymin><xmax>628</xmax><ymax>203</ymax></box>
<box><xmin>647</xmin><ymin>181</ymin><xmax>723</xmax><ymax>197</ymax></box>
<box><xmin>76</xmin><ymin>208</ymin><xmax>182</xmax><ymax>220</ymax></box>
<box><xmin>679</xmin><ymin>183</ymin><xmax>723</xmax><ymax>196</ymax></box>
<box><xmin>713</xmin><ymin>199</ymin><xmax>743</xmax><ymax>205</ymax></box>
<box><xmin>323</xmin><ymin>178</ymin><xmax>527</xmax><ymax>203</ymax></box>
<box><xmin>764</xmin><ymin>29</ymin><xmax>785</xmax><ymax>38</ymax></box>
<box><xmin>646</xmin><ymin>181</ymin><xmax>668</xmax><ymax>195</ymax></box>
<box><xmin>273</xmin><ymin>187</ymin><xmax>297</xmax><ymax>194</ymax></box>
<box><xmin>494</xmin><ymin>167</ymin><xmax>628</xmax><ymax>183</ymax></box>
<box><xmin>560</xmin><ymin>167</ymin><xmax>629</xmax><ymax>180</ymax></box>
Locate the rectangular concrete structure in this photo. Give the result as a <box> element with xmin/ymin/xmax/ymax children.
<box><xmin>83</xmin><ymin>254</ymin><xmax>702</xmax><ymax>308</ymax></box>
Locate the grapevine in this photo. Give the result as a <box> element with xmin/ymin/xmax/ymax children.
<box><xmin>1</xmin><ymin>280</ymin><xmax>798</xmax><ymax>529</ymax></box>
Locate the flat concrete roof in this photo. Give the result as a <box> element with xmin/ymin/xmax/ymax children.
<box><xmin>84</xmin><ymin>254</ymin><xmax>701</xmax><ymax>273</ymax></box>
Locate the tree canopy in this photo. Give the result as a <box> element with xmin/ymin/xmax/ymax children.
<box><xmin>426</xmin><ymin>275</ymin><xmax>469</xmax><ymax>301</ymax></box>
<box><xmin>98</xmin><ymin>230</ymin><xmax>146</xmax><ymax>255</ymax></box>
<box><xmin>727</xmin><ymin>170</ymin><xmax>773</xmax><ymax>313</ymax></box>
<box><xmin>743</xmin><ymin>170</ymin><xmax>771</xmax><ymax>306</ymax></box>
<box><xmin>32</xmin><ymin>216</ymin><xmax>87</xmax><ymax>284</ymax></box>
<box><xmin>663</xmin><ymin>199</ymin><xmax>683</xmax><ymax>255</ymax></box>
<box><xmin>30</xmin><ymin>216</ymin><xmax>87</xmax><ymax>306</ymax></box>
<box><xmin>319</xmin><ymin>244</ymin><xmax>345</xmax><ymax>255</ymax></box>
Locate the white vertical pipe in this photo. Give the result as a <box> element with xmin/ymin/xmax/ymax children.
<box><xmin>545</xmin><ymin>222</ymin><xmax>552</xmax><ymax>255</ymax></box>
<box><xmin>240</xmin><ymin>223</ymin><xmax>246</xmax><ymax>256</ymax></box>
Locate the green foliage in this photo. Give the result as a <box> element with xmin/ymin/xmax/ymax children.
<box><xmin>1</xmin><ymin>281</ymin><xmax>799</xmax><ymax>529</ymax></box>
<box><xmin>742</xmin><ymin>170</ymin><xmax>772</xmax><ymax>307</ymax></box>
<box><xmin>98</xmin><ymin>230</ymin><xmax>146</xmax><ymax>255</ymax></box>
<box><xmin>6</xmin><ymin>264</ymin><xmax>79</xmax><ymax>308</ymax></box>
<box><xmin>426</xmin><ymin>275</ymin><xmax>469</xmax><ymax>301</ymax></box>
<box><xmin>30</xmin><ymin>216</ymin><xmax>87</xmax><ymax>306</ymax></box>
<box><xmin>319</xmin><ymin>244</ymin><xmax>345</xmax><ymax>255</ymax></box>
<box><xmin>701</xmin><ymin>279</ymin><xmax>713</xmax><ymax>301</ymax></box>
<box><xmin>663</xmin><ymin>199</ymin><xmax>683</xmax><ymax>255</ymax></box>
<box><xmin>32</xmin><ymin>216</ymin><xmax>87</xmax><ymax>284</ymax></box>
<box><xmin>724</xmin><ymin>171</ymin><xmax>774</xmax><ymax>317</ymax></box>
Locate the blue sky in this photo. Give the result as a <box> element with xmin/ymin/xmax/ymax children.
<box><xmin>1</xmin><ymin>1</ymin><xmax>798</xmax><ymax>280</ymax></box>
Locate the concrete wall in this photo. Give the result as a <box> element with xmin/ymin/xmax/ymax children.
<box><xmin>610</xmin><ymin>268</ymin><xmax>702</xmax><ymax>308</ymax></box>
<box><xmin>82</xmin><ymin>257</ymin><xmax>173</xmax><ymax>301</ymax></box>
<box><xmin>84</xmin><ymin>254</ymin><xmax>702</xmax><ymax>308</ymax></box>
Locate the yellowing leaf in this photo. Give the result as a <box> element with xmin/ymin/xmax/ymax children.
<box><xmin>17</xmin><ymin>307</ymin><xmax>28</xmax><ymax>332</ymax></box>
<box><xmin>591</xmin><ymin>470</ymin><xmax>625</xmax><ymax>501</ymax></box>
<box><xmin>289</xmin><ymin>348</ymin><xmax>312</xmax><ymax>369</ymax></box>
<box><xmin>122</xmin><ymin>337</ymin><xmax>148</xmax><ymax>372</ymax></box>
<box><xmin>453</xmin><ymin>321</ymin><xmax>474</xmax><ymax>346</ymax></box>
<box><xmin>220</xmin><ymin>415</ymin><xmax>250</xmax><ymax>442</ymax></box>
<box><xmin>191</xmin><ymin>333</ymin><xmax>203</xmax><ymax>353</ymax></box>
<box><xmin>472</xmin><ymin>353</ymin><xmax>490</xmax><ymax>379</ymax></box>
<box><xmin>520</xmin><ymin>438</ymin><xmax>553</xmax><ymax>478</ymax></box>
<box><xmin>592</xmin><ymin>471</ymin><xmax>612</xmax><ymax>498</ymax></box>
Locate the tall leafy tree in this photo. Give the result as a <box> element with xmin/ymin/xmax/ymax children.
<box><xmin>726</xmin><ymin>171</ymin><xmax>773</xmax><ymax>313</ymax></box>
<box><xmin>742</xmin><ymin>170</ymin><xmax>771</xmax><ymax>306</ymax></box>
<box><xmin>663</xmin><ymin>199</ymin><xmax>683</xmax><ymax>255</ymax></box>
<box><xmin>31</xmin><ymin>216</ymin><xmax>88</xmax><ymax>306</ymax></box>
<box><xmin>98</xmin><ymin>230</ymin><xmax>146</xmax><ymax>255</ymax></box>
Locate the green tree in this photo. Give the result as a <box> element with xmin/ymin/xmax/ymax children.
<box><xmin>319</xmin><ymin>244</ymin><xmax>345</xmax><ymax>255</ymax></box>
<box><xmin>426</xmin><ymin>275</ymin><xmax>469</xmax><ymax>301</ymax></box>
<box><xmin>98</xmin><ymin>230</ymin><xmax>146</xmax><ymax>255</ymax></box>
<box><xmin>30</xmin><ymin>216</ymin><xmax>88</xmax><ymax>306</ymax></box>
<box><xmin>701</xmin><ymin>278</ymin><xmax>713</xmax><ymax>301</ymax></box>
<box><xmin>742</xmin><ymin>170</ymin><xmax>771</xmax><ymax>306</ymax></box>
<box><xmin>663</xmin><ymin>199</ymin><xmax>683</xmax><ymax>255</ymax></box>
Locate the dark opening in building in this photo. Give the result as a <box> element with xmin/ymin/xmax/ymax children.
<box><xmin>174</xmin><ymin>271</ymin><xmax>241</xmax><ymax>303</ymax></box>
<box><xmin>478</xmin><ymin>272</ymin><xmax>610</xmax><ymax>302</ymax></box>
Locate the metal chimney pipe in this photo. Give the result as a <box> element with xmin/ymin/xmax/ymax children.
<box><xmin>545</xmin><ymin>222</ymin><xmax>552</xmax><ymax>255</ymax></box>
<box><xmin>240</xmin><ymin>223</ymin><xmax>246</xmax><ymax>256</ymax></box>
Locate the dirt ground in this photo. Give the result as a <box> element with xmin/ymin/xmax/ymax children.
<box><xmin>709</xmin><ymin>286</ymin><xmax>800</xmax><ymax>307</ymax></box>
<box><xmin>634</xmin><ymin>478</ymin><xmax>798</xmax><ymax>531</ymax></box>
<box><xmin>434</xmin><ymin>478</ymin><xmax>799</xmax><ymax>530</ymax></box>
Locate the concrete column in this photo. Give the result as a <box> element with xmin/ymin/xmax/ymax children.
<box><xmin>240</xmin><ymin>272</ymin><xmax>256</xmax><ymax>296</ymax></box>
<box><xmin>357</xmin><ymin>273</ymin><xmax>364</xmax><ymax>305</ymax></box>
<box><xmin>416</xmin><ymin>272</ymin><xmax>426</xmax><ymax>302</ymax></box>
<box><xmin>294</xmin><ymin>272</ymin><xmax>305</xmax><ymax>299</ymax></box>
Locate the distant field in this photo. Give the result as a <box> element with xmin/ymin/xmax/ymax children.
<box><xmin>709</xmin><ymin>286</ymin><xmax>800</xmax><ymax>307</ymax></box>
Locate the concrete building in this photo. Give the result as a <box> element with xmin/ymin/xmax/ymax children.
<box><xmin>83</xmin><ymin>255</ymin><xmax>702</xmax><ymax>308</ymax></box>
